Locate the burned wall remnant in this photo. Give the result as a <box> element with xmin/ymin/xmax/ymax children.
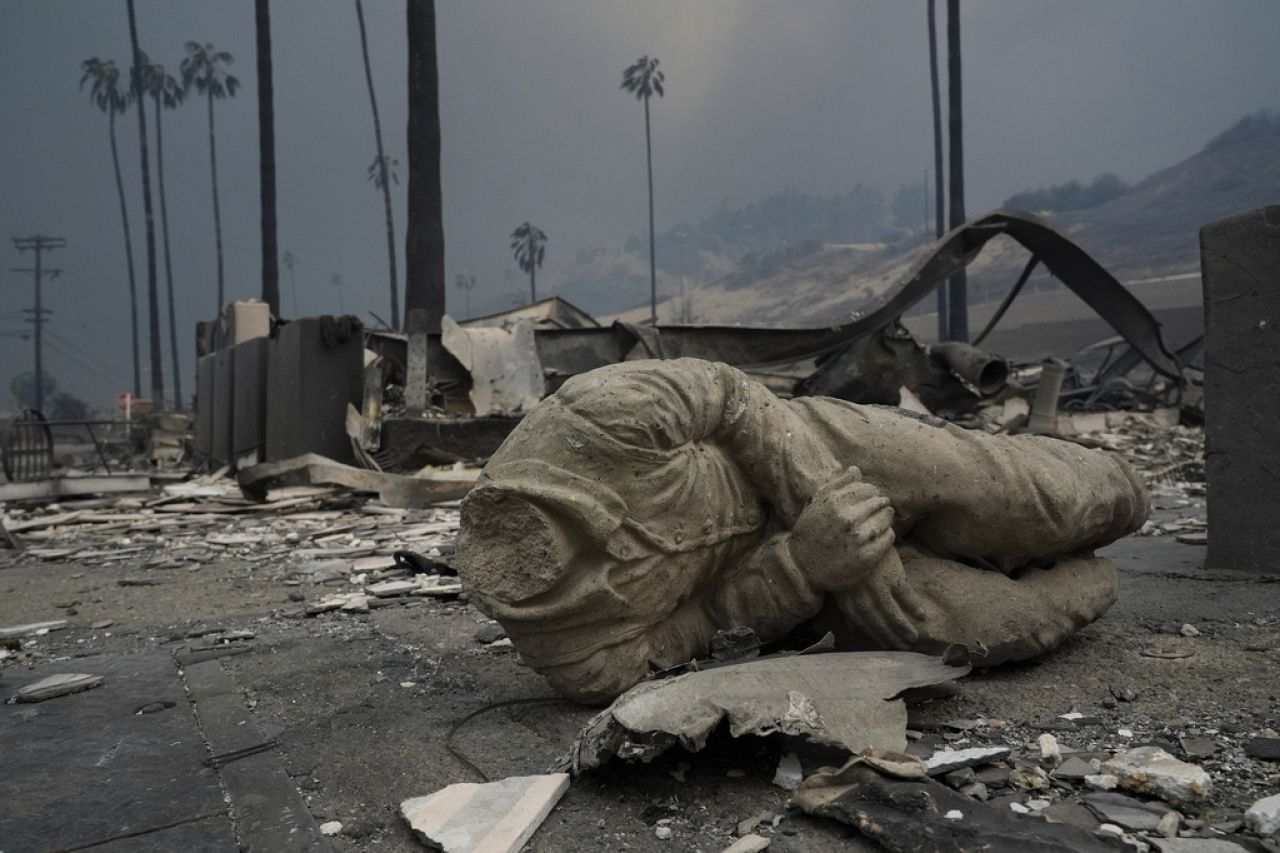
<box><xmin>1201</xmin><ymin>205</ymin><xmax>1280</xmax><ymax>575</ymax></box>
<box><xmin>456</xmin><ymin>359</ymin><xmax>1149</xmax><ymax>704</ymax></box>
<box><xmin>264</xmin><ymin>316</ymin><xmax>364</xmax><ymax>464</ymax></box>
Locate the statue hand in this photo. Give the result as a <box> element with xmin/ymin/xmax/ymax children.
<box><xmin>791</xmin><ymin>467</ymin><xmax>898</xmax><ymax>589</ymax></box>
<box><xmin>791</xmin><ymin>468</ymin><xmax>926</xmax><ymax>647</ymax></box>
<box><xmin>846</xmin><ymin>547</ymin><xmax>927</xmax><ymax>648</ymax></box>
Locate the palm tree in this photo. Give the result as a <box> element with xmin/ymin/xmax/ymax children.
<box><xmin>180</xmin><ymin>41</ymin><xmax>240</xmax><ymax>313</ymax></box>
<box><xmin>454</xmin><ymin>270</ymin><xmax>476</xmax><ymax>318</ymax></box>
<box><xmin>282</xmin><ymin>249</ymin><xmax>299</xmax><ymax>315</ymax></box>
<box><xmin>621</xmin><ymin>55</ymin><xmax>665</xmax><ymax>325</ymax></box>
<box><xmin>927</xmin><ymin>0</ymin><xmax>947</xmax><ymax>341</ymax></box>
<box><xmin>946</xmin><ymin>0</ymin><xmax>968</xmax><ymax>341</ymax></box>
<box><xmin>80</xmin><ymin>57</ymin><xmax>141</xmax><ymax>398</ymax></box>
<box><xmin>126</xmin><ymin>0</ymin><xmax>164</xmax><ymax>409</ymax></box>
<box><xmin>405</xmin><ymin>0</ymin><xmax>445</xmax><ymax>331</ymax></box>
<box><xmin>139</xmin><ymin>57</ymin><xmax>185</xmax><ymax>411</ymax></box>
<box><xmin>356</xmin><ymin>0</ymin><xmax>400</xmax><ymax>330</ymax></box>
<box><xmin>509</xmin><ymin>222</ymin><xmax>547</xmax><ymax>302</ymax></box>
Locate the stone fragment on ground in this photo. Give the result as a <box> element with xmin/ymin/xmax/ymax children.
<box><xmin>473</xmin><ymin>622</ymin><xmax>506</xmax><ymax>644</ymax></box>
<box><xmin>1100</xmin><ymin>746</ymin><xmax>1212</xmax><ymax>806</ymax></box>
<box><xmin>1244</xmin><ymin>737</ymin><xmax>1280</xmax><ymax>762</ymax></box>
<box><xmin>925</xmin><ymin>746</ymin><xmax>1011</xmax><ymax>775</ymax></box>
<box><xmin>1081</xmin><ymin>791</ymin><xmax>1174</xmax><ymax>832</ymax></box>
<box><xmin>399</xmin><ymin>773</ymin><xmax>569</xmax><ymax>853</ymax></box>
<box><xmin>1150</xmin><ymin>839</ymin><xmax>1254</xmax><ymax>853</ymax></box>
<box><xmin>319</xmin><ymin>820</ymin><xmax>342</xmax><ymax>836</ymax></box>
<box><xmin>1053</xmin><ymin>756</ymin><xmax>1096</xmax><ymax>781</ymax></box>
<box><xmin>12</xmin><ymin>672</ymin><xmax>104</xmax><ymax>703</ymax></box>
<box><xmin>721</xmin><ymin>833</ymin><xmax>770</xmax><ymax>853</ymax></box>
<box><xmin>1244</xmin><ymin>791</ymin><xmax>1280</xmax><ymax>837</ymax></box>
<box><xmin>772</xmin><ymin>752</ymin><xmax>802</xmax><ymax>790</ymax></box>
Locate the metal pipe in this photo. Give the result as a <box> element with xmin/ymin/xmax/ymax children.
<box><xmin>1028</xmin><ymin>358</ymin><xmax>1066</xmax><ymax>435</ymax></box>
<box><xmin>929</xmin><ymin>341</ymin><xmax>1009</xmax><ymax>396</ymax></box>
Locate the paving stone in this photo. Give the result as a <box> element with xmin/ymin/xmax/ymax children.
<box><xmin>400</xmin><ymin>773</ymin><xmax>569</xmax><ymax>853</ymax></box>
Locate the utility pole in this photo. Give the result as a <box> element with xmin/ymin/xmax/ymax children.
<box><xmin>11</xmin><ymin>235</ymin><xmax>66</xmax><ymax>413</ymax></box>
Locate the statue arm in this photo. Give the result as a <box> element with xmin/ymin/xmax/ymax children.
<box><xmin>704</xmin><ymin>363</ymin><xmax>846</xmax><ymax>525</ymax></box>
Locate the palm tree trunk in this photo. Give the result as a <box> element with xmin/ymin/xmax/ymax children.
<box><xmin>127</xmin><ymin>0</ymin><xmax>165</xmax><ymax>408</ymax></box>
<box><xmin>644</xmin><ymin>93</ymin><xmax>657</xmax><ymax>325</ymax></box>
<box><xmin>256</xmin><ymin>0</ymin><xmax>280</xmax><ymax>316</ymax></box>
<box><xmin>109</xmin><ymin>109</ymin><xmax>142</xmax><ymax>398</ymax></box>
<box><xmin>155</xmin><ymin>94</ymin><xmax>183</xmax><ymax>411</ymax></box>
<box><xmin>405</xmin><ymin>0</ymin><xmax>445</xmax><ymax>331</ymax></box>
<box><xmin>208</xmin><ymin>91</ymin><xmax>225</xmax><ymax>312</ymax></box>
<box><xmin>945</xmin><ymin>0</ymin><xmax>968</xmax><ymax>342</ymax></box>
<box><xmin>927</xmin><ymin>0</ymin><xmax>947</xmax><ymax>341</ymax></box>
<box><xmin>529</xmin><ymin>265</ymin><xmax>536</xmax><ymax>303</ymax></box>
<box><xmin>357</xmin><ymin>0</ymin><xmax>400</xmax><ymax>330</ymax></box>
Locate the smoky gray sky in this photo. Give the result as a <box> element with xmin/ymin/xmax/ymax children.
<box><xmin>2</xmin><ymin>0</ymin><xmax>1277</xmax><ymax>408</ymax></box>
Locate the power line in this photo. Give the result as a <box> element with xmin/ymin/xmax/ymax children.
<box><xmin>11</xmin><ymin>233</ymin><xmax>66</xmax><ymax>412</ymax></box>
<box><xmin>43</xmin><ymin>339</ymin><xmax>132</xmax><ymax>389</ymax></box>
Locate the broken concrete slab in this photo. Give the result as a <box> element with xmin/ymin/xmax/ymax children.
<box><xmin>0</xmin><ymin>619</ymin><xmax>68</xmax><ymax>639</ymax></box>
<box><xmin>1100</xmin><ymin>746</ymin><xmax>1212</xmax><ymax>806</ymax></box>
<box><xmin>239</xmin><ymin>453</ymin><xmax>477</xmax><ymax>508</ymax></box>
<box><xmin>366</xmin><ymin>579</ymin><xmax>420</xmax><ymax>598</ymax></box>
<box><xmin>0</xmin><ymin>474</ymin><xmax>153</xmax><ymax>502</ymax></box>
<box><xmin>791</xmin><ymin>758</ymin><xmax>1117</xmax><ymax>852</ymax></box>
<box><xmin>399</xmin><ymin>772</ymin><xmax>569</xmax><ymax>853</ymax></box>
<box><xmin>12</xmin><ymin>672</ymin><xmax>105</xmax><ymax>703</ymax></box>
<box><xmin>562</xmin><ymin>652</ymin><xmax>968</xmax><ymax>774</ymax></box>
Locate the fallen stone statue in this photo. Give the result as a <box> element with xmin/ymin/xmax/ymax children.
<box><xmin>456</xmin><ymin>358</ymin><xmax>1148</xmax><ymax>704</ymax></box>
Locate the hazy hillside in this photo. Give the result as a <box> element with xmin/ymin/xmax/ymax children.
<box><xmin>596</xmin><ymin>112</ymin><xmax>1280</xmax><ymax>327</ymax></box>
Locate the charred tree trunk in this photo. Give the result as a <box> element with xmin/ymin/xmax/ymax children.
<box><xmin>109</xmin><ymin>108</ymin><xmax>142</xmax><ymax>398</ymax></box>
<box><xmin>207</xmin><ymin>92</ymin><xmax>225</xmax><ymax>312</ymax></box>
<box><xmin>154</xmin><ymin>94</ymin><xmax>183</xmax><ymax>411</ymax></box>
<box><xmin>357</xmin><ymin>0</ymin><xmax>401</xmax><ymax>329</ymax></box>
<box><xmin>945</xmin><ymin>0</ymin><xmax>968</xmax><ymax>342</ymax></box>
<box><xmin>127</xmin><ymin>0</ymin><xmax>164</xmax><ymax>407</ymax></box>
<box><xmin>405</xmin><ymin>0</ymin><xmax>445</xmax><ymax>330</ymax></box>
<box><xmin>928</xmin><ymin>0</ymin><xmax>947</xmax><ymax>341</ymax></box>
<box><xmin>644</xmin><ymin>93</ymin><xmax>657</xmax><ymax>325</ymax></box>
<box><xmin>256</xmin><ymin>0</ymin><xmax>280</xmax><ymax>316</ymax></box>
